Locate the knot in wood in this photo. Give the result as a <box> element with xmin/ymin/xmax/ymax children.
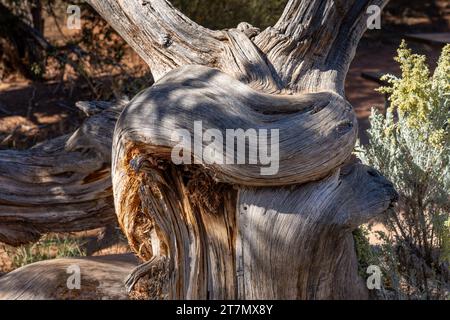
<box><xmin>236</xmin><ymin>22</ymin><xmax>260</xmax><ymax>39</ymax></box>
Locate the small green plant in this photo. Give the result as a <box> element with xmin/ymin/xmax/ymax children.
<box><xmin>8</xmin><ymin>234</ymin><xmax>85</xmax><ymax>269</ymax></box>
<box><xmin>355</xmin><ymin>41</ymin><xmax>450</xmax><ymax>299</ymax></box>
<box><xmin>353</xmin><ymin>226</ymin><xmax>380</xmax><ymax>277</ymax></box>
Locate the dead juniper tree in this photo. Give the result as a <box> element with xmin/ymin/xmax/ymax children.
<box><xmin>0</xmin><ymin>0</ymin><xmax>397</xmax><ymax>299</ymax></box>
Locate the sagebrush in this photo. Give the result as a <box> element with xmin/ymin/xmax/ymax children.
<box><xmin>355</xmin><ymin>41</ymin><xmax>450</xmax><ymax>299</ymax></box>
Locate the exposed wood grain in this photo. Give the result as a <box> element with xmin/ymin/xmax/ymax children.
<box><xmin>255</xmin><ymin>0</ymin><xmax>390</xmax><ymax>93</ymax></box>
<box><xmin>0</xmin><ymin>254</ymin><xmax>138</xmax><ymax>300</ymax></box>
<box><xmin>115</xmin><ymin>162</ymin><xmax>238</xmax><ymax>299</ymax></box>
<box><xmin>113</xmin><ymin>135</ymin><xmax>396</xmax><ymax>299</ymax></box>
<box><xmin>111</xmin><ymin>66</ymin><xmax>396</xmax><ymax>299</ymax></box>
<box><xmin>0</xmin><ymin>100</ymin><xmax>127</xmax><ymax>245</ymax></box>
<box><xmin>86</xmin><ymin>0</ymin><xmax>280</xmax><ymax>92</ymax></box>
<box><xmin>86</xmin><ymin>0</ymin><xmax>389</xmax><ymax>95</ymax></box>
<box><xmin>114</xmin><ymin>65</ymin><xmax>357</xmax><ymax>186</ymax></box>
<box><xmin>236</xmin><ymin>163</ymin><xmax>397</xmax><ymax>299</ymax></box>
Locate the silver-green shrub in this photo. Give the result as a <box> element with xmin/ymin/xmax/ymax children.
<box><xmin>355</xmin><ymin>42</ymin><xmax>450</xmax><ymax>299</ymax></box>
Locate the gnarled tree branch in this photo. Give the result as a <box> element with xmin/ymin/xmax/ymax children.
<box><xmin>255</xmin><ymin>0</ymin><xmax>389</xmax><ymax>93</ymax></box>
<box><xmin>114</xmin><ymin>65</ymin><xmax>357</xmax><ymax>186</ymax></box>
<box><xmin>0</xmin><ymin>100</ymin><xmax>126</xmax><ymax>245</ymax></box>
<box><xmin>86</xmin><ymin>0</ymin><xmax>389</xmax><ymax>95</ymax></box>
<box><xmin>86</xmin><ymin>0</ymin><xmax>222</xmax><ymax>81</ymax></box>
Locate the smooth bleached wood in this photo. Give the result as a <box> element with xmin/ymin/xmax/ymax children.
<box><xmin>0</xmin><ymin>254</ymin><xmax>138</xmax><ymax>300</ymax></box>
<box><xmin>236</xmin><ymin>163</ymin><xmax>397</xmax><ymax>299</ymax></box>
<box><xmin>111</xmin><ymin>66</ymin><xmax>397</xmax><ymax>299</ymax></box>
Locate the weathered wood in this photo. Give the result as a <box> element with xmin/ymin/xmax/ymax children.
<box><xmin>236</xmin><ymin>163</ymin><xmax>397</xmax><ymax>299</ymax></box>
<box><xmin>93</xmin><ymin>0</ymin><xmax>395</xmax><ymax>300</ymax></box>
<box><xmin>0</xmin><ymin>100</ymin><xmax>127</xmax><ymax>245</ymax></box>
<box><xmin>87</xmin><ymin>0</ymin><xmax>389</xmax><ymax>94</ymax></box>
<box><xmin>0</xmin><ymin>254</ymin><xmax>138</xmax><ymax>300</ymax></box>
<box><xmin>112</xmin><ymin>68</ymin><xmax>397</xmax><ymax>299</ymax></box>
<box><xmin>115</xmin><ymin>149</ymin><xmax>396</xmax><ymax>299</ymax></box>
<box><xmin>88</xmin><ymin>0</ymin><xmax>283</xmax><ymax>93</ymax></box>
<box><xmin>255</xmin><ymin>0</ymin><xmax>389</xmax><ymax>93</ymax></box>
<box><xmin>114</xmin><ymin>65</ymin><xmax>357</xmax><ymax>186</ymax></box>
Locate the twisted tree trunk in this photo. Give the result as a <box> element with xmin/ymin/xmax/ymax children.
<box><xmin>88</xmin><ymin>0</ymin><xmax>396</xmax><ymax>299</ymax></box>
<box><xmin>0</xmin><ymin>0</ymin><xmax>396</xmax><ymax>299</ymax></box>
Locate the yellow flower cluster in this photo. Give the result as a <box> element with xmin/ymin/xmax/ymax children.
<box><xmin>378</xmin><ymin>41</ymin><xmax>450</xmax><ymax>149</ymax></box>
<box><xmin>429</xmin><ymin>129</ymin><xmax>446</xmax><ymax>150</ymax></box>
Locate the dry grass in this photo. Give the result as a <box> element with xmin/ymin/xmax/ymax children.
<box><xmin>0</xmin><ymin>228</ymin><xmax>132</xmax><ymax>275</ymax></box>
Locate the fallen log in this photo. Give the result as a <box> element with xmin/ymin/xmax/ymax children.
<box><xmin>0</xmin><ymin>253</ymin><xmax>138</xmax><ymax>300</ymax></box>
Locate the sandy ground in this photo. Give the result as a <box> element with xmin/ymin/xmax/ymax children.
<box><xmin>0</xmin><ymin>227</ymin><xmax>131</xmax><ymax>275</ymax></box>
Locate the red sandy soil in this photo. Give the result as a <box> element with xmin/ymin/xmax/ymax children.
<box><xmin>0</xmin><ymin>79</ymin><xmax>91</xmax><ymax>149</ymax></box>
